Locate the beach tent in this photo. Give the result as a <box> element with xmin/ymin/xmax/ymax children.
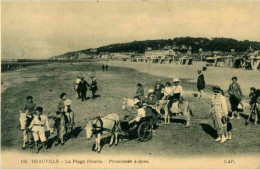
<box><xmin>223</xmin><ymin>55</ymin><xmax>234</xmax><ymax>67</ymax></box>
<box><xmin>214</xmin><ymin>56</ymin><xmax>225</xmax><ymax>67</ymax></box>
<box><xmin>232</xmin><ymin>57</ymin><xmax>244</xmax><ymax>68</ymax></box>
<box><xmin>250</xmin><ymin>56</ymin><xmax>260</xmax><ymax>70</ymax></box>
<box><xmin>179</xmin><ymin>56</ymin><xmax>192</xmax><ymax>65</ymax></box>
<box><xmin>205</xmin><ymin>57</ymin><xmax>216</xmax><ymax>66</ymax></box>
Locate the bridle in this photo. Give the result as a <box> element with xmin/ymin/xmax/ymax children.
<box><xmin>90</xmin><ymin>116</ymin><xmax>103</xmax><ymax>135</ymax></box>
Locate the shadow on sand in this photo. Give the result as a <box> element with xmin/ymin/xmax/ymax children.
<box><xmin>200</xmin><ymin>123</ymin><xmax>217</xmax><ymax>139</ymax></box>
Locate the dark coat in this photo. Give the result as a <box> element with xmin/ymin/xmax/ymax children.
<box><xmin>90</xmin><ymin>81</ymin><xmax>98</xmax><ymax>91</ymax></box>
<box><xmin>78</xmin><ymin>81</ymin><xmax>90</xmax><ymax>92</ymax></box>
<box><xmin>197</xmin><ymin>74</ymin><xmax>205</xmax><ymax>90</ymax></box>
<box><xmin>154</xmin><ymin>83</ymin><xmax>164</xmax><ymax>100</ymax></box>
<box><xmin>135</xmin><ymin>87</ymin><xmax>144</xmax><ymax>98</ymax></box>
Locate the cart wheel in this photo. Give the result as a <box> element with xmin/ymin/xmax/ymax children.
<box><xmin>138</xmin><ymin>122</ymin><xmax>152</xmax><ymax>142</ymax></box>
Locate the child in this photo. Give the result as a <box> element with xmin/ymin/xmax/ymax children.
<box><xmin>90</xmin><ymin>76</ymin><xmax>98</xmax><ymax>100</ymax></box>
<box><xmin>129</xmin><ymin>102</ymin><xmax>146</xmax><ymax>127</ymax></box>
<box><xmin>28</xmin><ymin>107</ymin><xmax>50</xmax><ymax>153</ymax></box>
<box><xmin>21</xmin><ymin>96</ymin><xmax>36</xmax><ymax>142</ymax></box>
<box><xmin>58</xmin><ymin>93</ymin><xmax>67</xmax><ymax>112</ymax></box>
<box><xmin>23</xmin><ymin>96</ymin><xmax>36</xmax><ymax>117</ymax></box>
<box><xmin>246</xmin><ymin>87</ymin><xmax>257</xmax><ymax>124</ymax></box>
<box><xmin>162</xmin><ymin>82</ymin><xmax>172</xmax><ymax>100</ymax></box>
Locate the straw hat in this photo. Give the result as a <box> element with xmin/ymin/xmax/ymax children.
<box><xmin>148</xmin><ymin>89</ymin><xmax>154</xmax><ymax>94</ymax></box>
<box><xmin>212</xmin><ymin>86</ymin><xmax>222</xmax><ymax>93</ymax></box>
<box><xmin>64</xmin><ymin>99</ymin><xmax>72</xmax><ymax>106</ymax></box>
<box><xmin>173</xmin><ymin>78</ymin><xmax>180</xmax><ymax>83</ymax></box>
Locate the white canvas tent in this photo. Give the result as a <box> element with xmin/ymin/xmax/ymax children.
<box><xmin>206</xmin><ymin>56</ymin><xmax>225</xmax><ymax>67</ymax></box>
<box><xmin>179</xmin><ymin>56</ymin><xmax>192</xmax><ymax>65</ymax></box>
<box><xmin>250</xmin><ymin>56</ymin><xmax>260</xmax><ymax>70</ymax></box>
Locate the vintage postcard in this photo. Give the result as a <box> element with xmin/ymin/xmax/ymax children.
<box><xmin>1</xmin><ymin>1</ymin><xmax>260</xmax><ymax>168</ymax></box>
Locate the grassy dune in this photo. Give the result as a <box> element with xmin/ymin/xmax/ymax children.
<box><xmin>1</xmin><ymin>62</ymin><xmax>260</xmax><ymax>156</ymax></box>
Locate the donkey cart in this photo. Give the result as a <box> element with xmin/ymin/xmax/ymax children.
<box><xmin>119</xmin><ymin>116</ymin><xmax>153</xmax><ymax>142</ymax></box>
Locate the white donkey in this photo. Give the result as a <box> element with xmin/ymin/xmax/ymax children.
<box><xmin>157</xmin><ymin>99</ymin><xmax>193</xmax><ymax>127</ymax></box>
<box><xmin>19</xmin><ymin>110</ymin><xmax>32</xmax><ymax>149</ymax></box>
<box><xmin>85</xmin><ymin>113</ymin><xmax>120</xmax><ymax>153</ymax></box>
<box><xmin>121</xmin><ymin>97</ymin><xmax>140</xmax><ymax>110</ymax></box>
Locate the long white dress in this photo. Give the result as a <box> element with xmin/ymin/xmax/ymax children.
<box><xmin>211</xmin><ymin>93</ymin><xmax>228</xmax><ymax>135</ymax></box>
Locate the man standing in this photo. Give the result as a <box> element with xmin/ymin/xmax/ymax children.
<box><xmin>105</xmin><ymin>64</ymin><xmax>108</xmax><ymax>71</ymax></box>
<box><xmin>78</xmin><ymin>77</ymin><xmax>90</xmax><ymax>101</ymax></box>
<box><xmin>154</xmin><ymin>79</ymin><xmax>164</xmax><ymax>100</ymax></box>
<box><xmin>197</xmin><ymin>70</ymin><xmax>205</xmax><ymax>98</ymax></box>
<box><xmin>102</xmin><ymin>64</ymin><xmax>105</xmax><ymax>71</ymax></box>
<box><xmin>227</xmin><ymin>77</ymin><xmax>243</xmax><ymax>119</ymax></box>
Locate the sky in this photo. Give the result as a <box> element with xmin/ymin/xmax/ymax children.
<box><xmin>1</xmin><ymin>1</ymin><xmax>260</xmax><ymax>59</ymax></box>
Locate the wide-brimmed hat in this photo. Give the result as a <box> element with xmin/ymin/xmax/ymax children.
<box><xmin>212</xmin><ymin>86</ymin><xmax>222</xmax><ymax>93</ymax></box>
<box><xmin>148</xmin><ymin>89</ymin><xmax>154</xmax><ymax>94</ymax></box>
<box><xmin>173</xmin><ymin>78</ymin><xmax>180</xmax><ymax>83</ymax></box>
<box><xmin>26</xmin><ymin>96</ymin><xmax>33</xmax><ymax>100</ymax></box>
<box><xmin>64</xmin><ymin>99</ymin><xmax>72</xmax><ymax>106</ymax></box>
<box><xmin>156</xmin><ymin>79</ymin><xmax>161</xmax><ymax>82</ymax></box>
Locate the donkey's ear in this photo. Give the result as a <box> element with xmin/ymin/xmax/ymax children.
<box><xmin>19</xmin><ymin>110</ymin><xmax>22</xmax><ymax>115</ymax></box>
<box><xmin>25</xmin><ymin>110</ymin><xmax>28</xmax><ymax>114</ymax></box>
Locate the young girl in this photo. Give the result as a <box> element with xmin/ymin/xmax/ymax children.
<box><xmin>211</xmin><ymin>86</ymin><xmax>228</xmax><ymax>143</ymax></box>
<box><xmin>162</xmin><ymin>82</ymin><xmax>172</xmax><ymax>125</ymax></box>
<box><xmin>28</xmin><ymin>107</ymin><xmax>50</xmax><ymax>153</ymax></box>
<box><xmin>162</xmin><ymin>82</ymin><xmax>172</xmax><ymax>100</ymax></box>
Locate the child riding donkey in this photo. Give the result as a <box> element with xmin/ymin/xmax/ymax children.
<box><xmin>19</xmin><ymin>96</ymin><xmax>36</xmax><ymax>149</ymax></box>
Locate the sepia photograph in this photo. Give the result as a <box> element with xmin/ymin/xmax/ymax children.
<box><xmin>1</xmin><ymin>1</ymin><xmax>260</xmax><ymax>168</ymax></box>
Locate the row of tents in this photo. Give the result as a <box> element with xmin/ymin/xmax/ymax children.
<box><xmin>205</xmin><ymin>55</ymin><xmax>260</xmax><ymax>70</ymax></box>
<box><xmin>124</xmin><ymin>56</ymin><xmax>192</xmax><ymax>65</ymax></box>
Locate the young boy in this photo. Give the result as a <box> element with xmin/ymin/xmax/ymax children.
<box><xmin>246</xmin><ymin>87</ymin><xmax>257</xmax><ymax>124</ymax></box>
<box><xmin>129</xmin><ymin>102</ymin><xmax>146</xmax><ymax>127</ymax></box>
<box><xmin>28</xmin><ymin>107</ymin><xmax>50</xmax><ymax>153</ymax></box>
<box><xmin>21</xmin><ymin>96</ymin><xmax>36</xmax><ymax>142</ymax></box>
<box><xmin>23</xmin><ymin>96</ymin><xmax>36</xmax><ymax>117</ymax></box>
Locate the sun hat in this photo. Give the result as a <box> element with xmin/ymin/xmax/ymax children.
<box><xmin>148</xmin><ymin>89</ymin><xmax>154</xmax><ymax>94</ymax></box>
<box><xmin>173</xmin><ymin>78</ymin><xmax>180</xmax><ymax>83</ymax></box>
<box><xmin>64</xmin><ymin>99</ymin><xmax>72</xmax><ymax>106</ymax></box>
<box><xmin>212</xmin><ymin>86</ymin><xmax>222</xmax><ymax>93</ymax></box>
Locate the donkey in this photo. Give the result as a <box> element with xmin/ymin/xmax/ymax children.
<box><xmin>157</xmin><ymin>99</ymin><xmax>193</xmax><ymax>127</ymax></box>
<box><xmin>19</xmin><ymin>110</ymin><xmax>33</xmax><ymax>149</ymax></box>
<box><xmin>48</xmin><ymin>111</ymin><xmax>67</xmax><ymax>145</ymax></box>
<box><xmin>85</xmin><ymin>113</ymin><xmax>120</xmax><ymax>153</ymax></box>
<box><xmin>121</xmin><ymin>97</ymin><xmax>140</xmax><ymax>110</ymax></box>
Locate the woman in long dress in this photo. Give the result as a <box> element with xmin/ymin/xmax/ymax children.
<box><xmin>227</xmin><ymin>76</ymin><xmax>243</xmax><ymax>119</ymax></box>
<box><xmin>210</xmin><ymin>86</ymin><xmax>229</xmax><ymax>143</ymax></box>
<box><xmin>197</xmin><ymin>70</ymin><xmax>205</xmax><ymax>98</ymax></box>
